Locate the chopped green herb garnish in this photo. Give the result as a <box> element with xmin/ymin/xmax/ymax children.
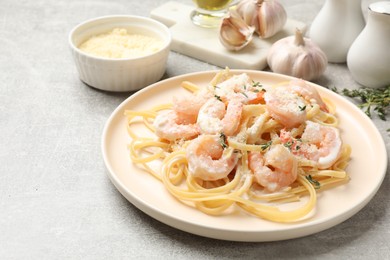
<box><xmin>214</xmin><ymin>95</ymin><xmax>222</xmax><ymax>102</ymax></box>
<box><xmin>260</xmin><ymin>141</ymin><xmax>272</xmax><ymax>151</ymax></box>
<box><xmin>283</xmin><ymin>141</ymin><xmax>293</xmax><ymax>150</ymax></box>
<box><xmin>299</xmin><ymin>105</ymin><xmax>306</xmax><ymax>111</ymax></box>
<box><xmin>306</xmin><ymin>175</ymin><xmax>321</xmax><ymax>189</ymax></box>
<box><xmin>252</xmin><ymin>81</ymin><xmax>263</xmax><ymax>88</ymax></box>
<box><xmin>219</xmin><ymin>133</ymin><xmax>228</xmax><ymax>149</ymax></box>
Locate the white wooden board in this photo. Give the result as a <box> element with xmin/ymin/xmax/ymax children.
<box><xmin>151</xmin><ymin>1</ymin><xmax>307</xmax><ymax>70</ymax></box>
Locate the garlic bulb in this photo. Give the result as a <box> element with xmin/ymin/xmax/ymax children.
<box><xmin>219</xmin><ymin>10</ymin><xmax>255</xmax><ymax>51</ymax></box>
<box><xmin>236</xmin><ymin>0</ymin><xmax>287</xmax><ymax>39</ymax></box>
<box><xmin>267</xmin><ymin>29</ymin><xmax>328</xmax><ymax>81</ymax></box>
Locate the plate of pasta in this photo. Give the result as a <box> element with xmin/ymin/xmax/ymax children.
<box><xmin>102</xmin><ymin>69</ymin><xmax>387</xmax><ymax>242</ymax></box>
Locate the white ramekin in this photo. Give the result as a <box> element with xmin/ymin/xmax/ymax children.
<box><xmin>69</xmin><ymin>15</ymin><xmax>171</xmax><ymax>92</ymax></box>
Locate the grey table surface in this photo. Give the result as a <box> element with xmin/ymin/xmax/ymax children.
<box><xmin>1</xmin><ymin>0</ymin><xmax>389</xmax><ymax>259</ymax></box>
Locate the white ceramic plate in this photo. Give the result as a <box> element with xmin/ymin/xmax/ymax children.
<box><xmin>102</xmin><ymin>70</ymin><xmax>387</xmax><ymax>242</ymax></box>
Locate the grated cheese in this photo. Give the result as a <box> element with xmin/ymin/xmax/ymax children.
<box><xmin>78</xmin><ymin>28</ymin><xmax>163</xmax><ymax>59</ymax></box>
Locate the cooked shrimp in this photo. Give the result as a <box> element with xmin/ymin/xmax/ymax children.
<box><xmin>300</xmin><ymin>121</ymin><xmax>342</xmax><ymax>169</ymax></box>
<box><xmin>214</xmin><ymin>73</ymin><xmax>251</xmax><ymax>99</ymax></box>
<box><xmin>280</xmin><ymin>121</ymin><xmax>342</xmax><ymax>169</ymax></box>
<box><xmin>248</xmin><ymin>144</ymin><xmax>298</xmax><ymax>192</ymax></box>
<box><xmin>214</xmin><ymin>73</ymin><xmax>264</xmax><ymax>104</ymax></box>
<box><xmin>222</xmin><ymin>97</ymin><xmax>244</xmax><ymax>136</ymax></box>
<box><xmin>153</xmin><ymin>110</ymin><xmax>199</xmax><ymax>141</ymax></box>
<box><xmin>173</xmin><ymin>88</ymin><xmax>213</xmax><ymax>117</ymax></box>
<box><xmin>264</xmin><ymin>87</ymin><xmax>307</xmax><ymax>128</ymax></box>
<box><xmin>186</xmin><ymin>135</ymin><xmax>239</xmax><ymax>181</ymax></box>
<box><xmin>197</xmin><ymin>98</ymin><xmax>225</xmax><ymax>135</ymax></box>
<box><xmin>197</xmin><ymin>97</ymin><xmax>243</xmax><ymax>136</ymax></box>
<box><xmin>287</xmin><ymin>79</ymin><xmax>328</xmax><ymax>112</ymax></box>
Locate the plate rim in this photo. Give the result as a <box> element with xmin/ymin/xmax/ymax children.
<box><xmin>101</xmin><ymin>69</ymin><xmax>388</xmax><ymax>242</ymax></box>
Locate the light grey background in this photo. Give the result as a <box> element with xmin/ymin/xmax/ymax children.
<box><xmin>1</xmin><ymin>0</ymin><xmax>389</xmax><ymax>259</ymax></box>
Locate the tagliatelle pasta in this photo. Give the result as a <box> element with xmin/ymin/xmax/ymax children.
<box><xmin>124</xmin><ymin>69</ymin><xmax>351</xmax><ymax>223</ymax></box>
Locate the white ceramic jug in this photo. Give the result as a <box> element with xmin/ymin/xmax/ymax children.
<box><xmin>309</xmin><ymin>0</ymin><xmax>365</xmax><ymax>63</ymax></box>
<box><xmin>347</xmin><ymin>1</ymin><xmax>390</xmax><ymax>88</ymax></box>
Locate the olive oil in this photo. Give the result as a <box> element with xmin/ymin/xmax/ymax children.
<box><xmin>191</xmin><ymin>0</ymin><xmax>233</xmax><ymax>28</ymax></box>
<box><xmin>193</xmin><ymin>0</ymin><xmax>232</xmax><ymax>11</ymax></box>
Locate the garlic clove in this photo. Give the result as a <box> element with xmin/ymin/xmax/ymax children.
<box><xmin>267</xmin><ymin>29</ymin><xmax>328</xmax><ymax>81</ymax></box>
<box><xmin>236</xmin><ymin>0</ymin><xmax>287</xmax><ymax>39</ymax></box>
<box><xmin>219</xmin><ymin>10</ymin><xmax>255</xmax><ymax>51</ymax></box>
<box><xmin>258</xmin><ymin>0</ymin><xmax>287</xmax><ymax>38</ymax></box>
<box><xmin>236</xmin><ymin>0</ymin><xmax>258</xmax><ymax>27</ymax></box>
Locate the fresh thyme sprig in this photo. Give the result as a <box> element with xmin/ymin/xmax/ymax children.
<box><xmin>333</xmin><ymin>85</ymin><xmax>390</xmax><ymax>120</ymax></box>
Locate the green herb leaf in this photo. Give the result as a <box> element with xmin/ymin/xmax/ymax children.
<box><xmin>283</xmin><ymin>141</ymin><xmax>293</xmax><ymax>150</ymax></box>
<box><xmin>330</xmin><ymin>86</ymin><xmax>338</xmax><ymax>93</ymax></box>
<box><xmin>252</xmin><ymin>81</ymin><xmax>263</xmax><ymax>88</ymax></box>
<box><xmin>260</xmin><ymin>141</ymin><xmax>272</xmax><ymax>151</ymax></box>
<box><xmin>306</xmin><ymin>175</ymin><xmax>321</xmax><ymax>189</ymax></box>
<box><xmin>214</xmin><ymin>95</ymin><xmax>222</xmax><ymax>102</ymax></box>
<box><xmin>219</xmin><ymin>133</ymin><xmax>228</xmax><ymax>149</ymax></box>
<box><xmin>339</xmin><ymin>85</ymin><xmax>389</xmax><ymax>121</ymax></box>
